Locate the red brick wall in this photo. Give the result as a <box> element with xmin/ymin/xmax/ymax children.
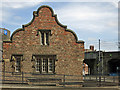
<box><xmin>3</xmin><ymin>6</ymin><xmax>84</xmax><ymax>76</ymax></box>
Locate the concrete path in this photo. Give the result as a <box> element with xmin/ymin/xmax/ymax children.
<box><xmin>0</xmin><ymin>84</ymin><xmax>120</xmax><ymax>90</ymax></box>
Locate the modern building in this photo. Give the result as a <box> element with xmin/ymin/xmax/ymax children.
<box><xmin>83</xmin><ymin>45</ymin><xmax>95</xmax><ymax>75</ymax></box>
<box><xmin>84</xmin><ymin>47</ymin><xmax>120</xmax><ymax>75</ymax></box>
<box><xmin>83</xmin><ymin>63</ymin><xmax>89</xmax><ymax>75</ymax></box>
<box><xmin>2</xmin><ymin>5</ymin><xmax>84</xmax><ymax>86</ymax></box>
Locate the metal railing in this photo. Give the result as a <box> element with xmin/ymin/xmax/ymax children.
<box><xmin>0</xmin><ymin>71</ymin><xmax>83</xmax><ymax>87</ymax></box>
<box><xmin>83</xmin><ymin>75</ymin><xmax>120</xmax><ymax>87</ymax></box>
<box><xmin>1</xmin><ymin>71</ymin><xmax>120</xmax><ymax>87</ymax></box>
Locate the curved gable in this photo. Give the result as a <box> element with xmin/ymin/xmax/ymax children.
<box><xmin>7</xmin><ymin>5</ymin><xmax>84</xmax><ymax>43</ymax></box>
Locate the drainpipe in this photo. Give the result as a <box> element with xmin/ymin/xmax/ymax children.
<box><xmin>0</xmin><ymin>28</ymin><xmax>3</xmax><ymax>83</ymax></box>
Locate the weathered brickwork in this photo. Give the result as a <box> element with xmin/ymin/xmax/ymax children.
<box><xmin>2</xmin><ymin>5</ymin><xmax>84</xmax><ymax>84</ymax></box>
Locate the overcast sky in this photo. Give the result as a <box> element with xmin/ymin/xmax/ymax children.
<box><xmin>0</xmin><ymin>0</ymin><xmax>119</xmax><ymax>51</ymax></box>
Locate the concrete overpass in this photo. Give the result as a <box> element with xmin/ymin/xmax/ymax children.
<box><xmin>84</xmin><ymin>51</ymin><xmax>120</xmax><ymax>75</ymax></box>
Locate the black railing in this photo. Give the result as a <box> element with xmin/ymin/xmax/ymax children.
<box><xmin>1</xmin><ymin>71</ymin><xmax>120</xmax><ymax>87</ymax></box>
<box><xmin>0</xmin><ymin>71</ymin><xmax>83</xmax><ymax>87</ymax></box>
<box><xmin>83</xmin><ymin>75</ymin><xmax>120</xmax><ymax>87</ymax></box>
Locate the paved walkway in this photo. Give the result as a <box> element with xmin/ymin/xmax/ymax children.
<box><xmin>0</xmin><ymin>84</ymin><xmax>120</xmax><ymax>90</ymax></box>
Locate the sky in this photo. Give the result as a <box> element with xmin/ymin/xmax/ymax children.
<box><xmin>0</xmin><ymin>0</ymin><xmax>119</xmax><ymax>51</ymax></box>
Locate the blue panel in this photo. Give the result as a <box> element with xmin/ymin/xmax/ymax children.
<box><xmin>4</xmin><ymin>30</ymin><xmax>7</xmax><ymax>35</ymax></box>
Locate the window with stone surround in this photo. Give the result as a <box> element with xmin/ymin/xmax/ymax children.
<box><xmin>38</xmin><ymin>30</ymin><xmax>51</xmax><ymax>45</ymax></box>
<box><xmin>11</xmin><ymin>55</ymin><xmax>23</xmax><ymax>73</ymax></box>
<box><xmin>33</xmin><ymin>55</ymin><xmax>55</xmax><ymax>74</ymax></box>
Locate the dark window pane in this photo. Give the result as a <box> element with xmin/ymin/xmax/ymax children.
<box><xmin>42</xmin><ymin>59</ymin><xmax>47</xmax><ymax>72</ymax></box>
<box><xmin>36</xmin><ymin>59</ymin><xmax>41</xmax><ymax>72</ymax></box>
<box><xmin>41</xmin><ymin>32</ymin><xmax>44</xmax><ymax>45</ymax></box>
<box><xmin>35</xmin><ymin>56</ymin><xmax>55</xmax><ymax>74</ymax></box>
<box><xmin>48</xmin><ymin>59</ymin><xmax>53</xmax><ymax>72</ymax></box>
<box><xmin>15</xmin><ymin>56</ymin><xmax>21</xmax><ymax>72</ymax></box>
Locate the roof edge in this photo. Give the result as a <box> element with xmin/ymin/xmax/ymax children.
<box><xmin>66</xmin><ymin>29</ymin><xmax>84</xmax><ymax>43</ymax></box>
<box><xmin>7</xmin><ymin>5</ymin><xmax>84</xmax><ymax>44</ymax></box>
<box><xmin>10</xmin><ymin>28</ymin><xmax>24</xmax><ymax>41</ymax></box>
<box><xmin>23</xmin><ymin>5</ymin><xmax>67</xmax><ymax>28</ymax></box>
<box><xmin>9</xmin><ymin>5</ymin><xmax>67</xmax><ymax>41</ymax></box>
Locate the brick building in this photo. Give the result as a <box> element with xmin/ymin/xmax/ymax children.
<box><xmin>2</xmin><ymin>5</ymin><xmax>84</xmax><ymax>85</ymax></box>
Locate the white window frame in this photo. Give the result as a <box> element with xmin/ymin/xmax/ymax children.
<box><xmin>34</xmin><ymin>56</ymin><xmax>55</xmax><ymax>74</ymax></box>
<box><xmin>48</xmin><ymin>58</ymin><xmax>53</xmax><ymax>72</ymax></box>
<box><xmin>42</xmin><ymin>58</ymin><xmax>47</xmax><ymax>73</ymax></box>
<box><xmin>44</xmin><ymin>33</ymin><xmax>47</xmax><ymax>45</ymax></box>
<box><xmin>39</xmin><ymin>31</ymin><xmax>49</xmax><ymax>45</ymax></box>
<box><xmin>36</xmin><ymin>59</ymin><xmax>40</xmax><ymax>72</ymax></box>
<box><xmin>39</xmin><ymin>32</ymin><xmax>42</xmax><ymax>45</ymax></box>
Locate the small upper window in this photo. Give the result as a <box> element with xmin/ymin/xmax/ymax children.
<box><xmin>38</xmin><ymin>30</ymin><xmax>51</xmax><ymax>45</ymax></box>
<box><xmin>41</xmin><ymin>32</ymin><xmax>44</xmax><ymax>45</ymax></box>
<box><xmin>46</xmin><ymin>33</ymin><xmax>49</xmax><ymax>45</ymax></box>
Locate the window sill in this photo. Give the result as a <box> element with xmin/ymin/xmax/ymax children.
<box><xmin>40</xmin><ymin>44</ymin><xmax>49</xmax><ymax>46</ymax></box>
<box><xmin>12</xmin><ymin>72</ymin><xmax>21</xmax><ymax>75</ymax></box>
<box><xmin>32</xmin><ymin>72</ymin><xmax>55</xmax><ymax>75</ymax></box>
